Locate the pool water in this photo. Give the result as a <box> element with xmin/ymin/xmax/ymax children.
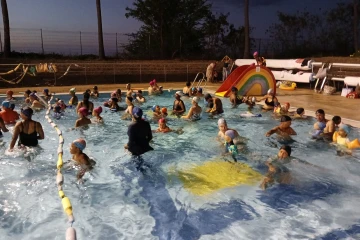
<box><xmin>1</xmin><ymin>91</ymin><xmax>360</xmax><ymax>240</ymax></box>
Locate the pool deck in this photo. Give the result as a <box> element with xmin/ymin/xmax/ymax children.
<box><xmin>1</xmin><ymin>83</ymin><xmax>359</xmax><ymax>127</ymax></box>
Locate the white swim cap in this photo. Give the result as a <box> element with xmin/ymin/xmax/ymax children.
<box><xmin>192</xmin><ymin>97</ymin><xmax>199</xmax><ymax>103</ymax></box>
<box><xmin>218</xmin><ymin>118</ymin><xmax>227</xmax><ymax>126</ymax></box>
<box><xmin>267</xmin><ymin>88</ymin><xmax>274</xmax><ymax>95</ymax></box>
<box><xmin>251</xmin><ymin>97</ymin><xmax>256</xmax><ymax>103</ymax></box>
<box><xmin>175</xmin><ymin>91</ymin><xmax>182</xmax><ymax>96</ymax></box>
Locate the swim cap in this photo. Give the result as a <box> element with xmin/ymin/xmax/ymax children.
<box><xmin>2</xmin><ymin>101</ymin><xmax>10</xmax><ymax>108</ymax></box>
<box><xmin>29</xmin><ymin>92</ymin><xmax>37</xmax><ymax>98</ymax></box>
<box><xmin>69</xmin><ymin>88</ymin><xmax>76</xmax><ymax>93</ymax></box>
<box><xmin>78</xmin><ymin>107</ymin><xmax>88</xmax><ymax>116</ymax></box>
<box><xmin>132</xmin><ymin>107</ymin><xmax>143</xmax><ymax>118</ymax></box>
<box><xmin>6</xmin><ymin>90</ymin><xmax>13</xmax><ymax>96</ymax></box>
<box><xmin>280</xmin><ymin>115</ymin><xmax>292</xmax><ymax>122</ymax></box>
<box><xmin>267</xmin><ymin>88</ymin><xmax>274</xmax><ymax>95</ymax></box>
<box><xmin>192</xmin><ymin>97</ymin><xmax>200</xmax><ymax>103</ymax></box>
<box><xmin>280</xmin><ymin>145</ymin><xmax>291</xmax><ymax>156</ymax></box>
<box><xmin>10</xmin><ymin>103</ymin><xmax>15</xmax><ymax>110</ymax></box>
<box><xmin>161</xmin><ymin>107</ymin><xmax>167</xmax><ymax>113</ymax></box>
<box><xmin>152</xmin><ymin>105</ymin><xmax>158</xmax><ymax>112</ymax></box>
<box><xmin>175</xmin><ymin>91</ymin><xmax>182</xmax><ymax>96</ymax></box>
<box><xmin>150</xmin><ymin>80</ymin><xmax>155</xmax><ymax>86</ymax></box>
<box><xmin>340</xmin><ymin>124</ymin><xmax>350</xmax><ymax>135</ymax></box>
<box><xmin>21</xmin><ymin>107</ymin><xmax>33</xmax><ymax>118</ymax></box>
<box><xmin>225</xmin><ymin>130</ymin><xmax>236</xmax><ymax>140</ymax></box>
<box><xmin>218</xmin><ymin>118</ymin><xmax>227</xmax><ymax>126</ymax></box>
<box><xmin>283</xmin><ymin>102</ymin><xmax>290</xmax><ymax>109</ymax></box>
<box><xmin>251</xmin><ymin>97</ymin><xmax>256</xmax><ymax>103</ymax></box>
<box><xmin>158</xmin><ymin>118</ymin><xmax>166</xmax><ymax>124</ymax></box>
<box><xmin>73</xmin><ymin>138</ymin><xmax>86</xmax><ymax>151</ymax></box>
<box><xmin>43</xmin><ymin>88</ymin><xmax>49</xmax><ymax>93</ymax></box>
<box><xmin>204</xmin><ymin>93</ymin><xmax>212</xmax><ymax>100</ymax></box>
<box><xmin>159</xmin><ymin>86</ymin><xmax>163</xmax><ymax>89</ymax></box>
<box><xmin>94</xmin><ymin>106</ymin><xmax>102</xmax><ymax>114</ymax></box>
<box><xmin>253</xmin><ymin>51</ymin><xmax>258</xmax><ymax>56</ymax></box>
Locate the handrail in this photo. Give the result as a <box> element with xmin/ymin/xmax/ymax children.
<box><xmin>191</xmin><ymin>72</ymin><xmax>206</xmax><ymax>89</ymax></box>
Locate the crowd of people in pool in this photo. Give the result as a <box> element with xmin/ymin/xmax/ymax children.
<box><xmin>0</xmin><ymin>79</ymin><xmax>359</xmax><ymax>189</ymax></box>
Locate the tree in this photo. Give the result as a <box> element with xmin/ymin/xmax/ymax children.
<box><xmin>1</xmin><ymin>0</ymin><xmax>10</xmax><ymax>58</ymax></box>
<box><xmin>96</xmin><ymin>0</ymin><xmax>105</xmax><ymax>59</ymax></box>
<box><xmin>125</xmin><ymin>0</ymin><xmax>230</xmax><ymax>59</ymax></box>
<box><xmin>243</xmin><ymin>0</ymin><xmax>250</xmax><ymax>59</ymax></box>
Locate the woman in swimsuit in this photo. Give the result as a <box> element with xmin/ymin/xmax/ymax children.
<box><xmin>181</xmin><ymin>97</ymin><xmax>202</xmax><ymax>120</ymax></box>
<box><xmin>9</xmin><ymin>107</ymin><xmax>45</xmax><ymax>150</ymax></box>
<box><xmin>76</xmin><ymin>92</ymin><xmax>94</xmax><ymax>115</ymax></box>
<box><xmin>172</xmin><ymin>91</ymin><xmax>186</xmax><ymax>116</ymax></box>
<box><xmin>29</xmin><ymin>93</ymin><xmax>46</xmax><ymax>110</ymax></box>
<box><xmin>256</xmin><ymin>88</ymin><xmax>278</xmax><ymax>110</ymax></box>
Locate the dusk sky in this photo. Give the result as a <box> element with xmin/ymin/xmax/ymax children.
<box><xmin>0</xmin><ymin>0</ymin><xmax>348</xmax><ymax>54</ymax></box>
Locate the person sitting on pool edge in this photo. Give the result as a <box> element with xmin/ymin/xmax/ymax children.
<box><xmin>181</xmin><ymin>97</ymin><xmax>202</xmax><ymax>121</ymax></box>
<box><xmin>75</xmin><ymin>107</ymin><xmax>91</xmax><ymax>128</ymax></box>
<box><xmin>172</xmin><ymin>91</ymin><xmax>186</xmax><ymax>116</ymax></box>
<box><xmin>9</xmin><ymin>107</ymin><xmax>45</xmax><ymax>150</ymax></box>
<box><xmin>69</xmin><ymin>88</ymin><xmax>78</xmax><ymax>106</ymax></box>
<box><xmin>205</xmin><ymin>93</ymin><xmax>223</xmax><ymax>115</ymax></box>
<box><xmin>92</xmin><ymin>106</ymin><xmax>103</xmax><ymax>123</ymax></box>
<box><xmin>229</xmin><ymin>87</ymin><xmax>243</xmax><ymax>107</ymax></box>
<box><xmin>125</xmin><ymin>107</ymin><xmax>153</xmax><ymax>156</ymax></box>
<box><xmin>261</xmin><ymin>145</ymin><xmax>292</xmax><ymax>190</ymax></box>
<box><xmin>256</xmin><ymin>88</ymin><xmax>278</xmax><ymax>110</ymax></box>
<box><xmin>91</xmin><ymin>86</ymin><xmax>99</xmax><ymax>98</ymax></box>
<box><xmin>266</xmin><ymin>115</ymin><xmax>297</xmax><ymax>137</ymax></box>
<box><xmin>0</xmin><ymin>101</ymin><xmax>19</xmax><ymax>124</ymax></box>
<box><xmin>70</xmin><ymin>138</ymin><xmax>96</xmax><ymax>181</ymax></box>
<box><xmin>183</xmin><ymin>81</ymin><xmax>191</xmax><ymax>96</ymax></box>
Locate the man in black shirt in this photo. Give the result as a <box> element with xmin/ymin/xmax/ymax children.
<box><xmin>126</xmin><ymin>107</ymin><xmax>153</xmax><ymax>156</ymax></box>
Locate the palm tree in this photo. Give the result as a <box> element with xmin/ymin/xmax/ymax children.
<box><xmin>1</xmin><ymin>0</ymin><xmax>10</xmax><ymax>58</ymax></box>
<box><xmin>243</xmin><ymin>0</ymin><xmax>250</xmax><ymax>59</ymax></box>
<box><xmin>96</xmin><ymin>0</ymin><xmax>105</xmax><ymax>59</ymax></box>
<box><xmin>354</xmin><ymin>0</ymin><xmax>359</xmax><ymax>52</ymax></box>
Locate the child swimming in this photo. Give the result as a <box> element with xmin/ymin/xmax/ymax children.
<box><xmin>69</xmin><ymin>138</ymin><xmax>95</xmax><ymax>181</ymax></box>
<box><xmin>261</xmin><ymin>145</ymin><xmax>293</xmax><ymax>190</ymax></box>
<box><xmin>92</xmin><ymin>106</ymin><xmax>103</xmax><ymax>123</ymax></box>
<box><xmin>266</xmin><ymin>115</ymin><xmax>297</xmax><ymax>137</ymax></box>
<box><xmin>152</xmin><ymin>105</ymin><xmax>162</xmax><ymax>119</ymax></box>
<box><xmin>161</xmin><ymin>107</ymin><xmax>168</xmax><ymax>118</ymax></box>
<box><xmin>53</xmin><ymin>105</ymin><xmax>63</xmax><ymax>120</ymax></box>
<box><xmin>155</xmin><ymin>118</ymin><xmax>171</xmax><ymax>133</ymax></box>
<box><xmin>75</xmin><ymin>107</ymin><xmax>91</xmax><ymax>128</ymax></box>
<box><xmin>217</xmin><ymin>118</ymin><xmax>239</xmax><ymax>141</ymax></box>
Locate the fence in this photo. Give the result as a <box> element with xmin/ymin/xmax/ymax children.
<box><xmin>0</xmin><ymin>28</ymin><xmax>284</xmax><ymax>59</ymax></box>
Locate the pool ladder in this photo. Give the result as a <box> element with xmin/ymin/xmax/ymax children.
<box><xmin>191</xmin><ymin>72</ymin><xmax>207</xmax><ymax>89</ymax></box>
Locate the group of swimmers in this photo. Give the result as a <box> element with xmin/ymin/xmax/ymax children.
<box><xmin>1</xmin><ymin>81</ymin><xmax>359</xmax><ymax>188</ymax></box>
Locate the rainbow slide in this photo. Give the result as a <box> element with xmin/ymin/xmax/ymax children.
<box><xmin>215</xmin><ymin>65</ymin><xmax>277</xmax><ymax>97</ymax></box>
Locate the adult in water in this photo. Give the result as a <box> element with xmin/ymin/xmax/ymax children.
<box><xmin>205</xmin><ymin>93</ymin><xmax>223</xmax><ymax>115</ymax></box>
<box><xmin>125</xmin><ymin>107</ymin><xmax>153</xmax><ymax>156</ymax></box>
<box><xmin>253</xmin><ymin>51</ymin><xmax>266</xmax><ymax>66</ymax></box>
<box><xmin>181</xmin><ymin>97</ymin><xmax>202</xmax><ymax>120</ymax></box>
<box><xmin>9</xmin><ymin>107</ymin><xmax>44</xmax><ymax>150</ymax></box>
<box><xmin>172</xmin><ymin>91</ymin><xmax>186</xmax><ymax>116</ymax></box>
<box><xmin>266</xmin><ymin>115</ymin><xmax>297</xmax><ymax>137</ymax></box>
<box><xmin>256</xmin><ymin>88</ymin><xmax>278</xmax><ymax>110</ymax></box>
<box><xmin>182</xmin><ymin>81</ymin><xmax>191</xmax><ymax>96</ymax></box>
<box><xmin>0</xmin><ymin>101</ymin><xmax>19</xmax><ymax>124</ymax></box>
<box><xmin>126</xmin><ymin>83</ymin><xmax>133</xmax><ymax>97</ymax></box>
<box><xmin>314</xmin><ymin>109</ymin><xmax>340</xmax><ymax>139</ymax></box>
<box><xmin>29</xmin><ymin>93</ymin><xmax>45</xmax><ymax>110</ymax></box>
<box><xmin>69</xmin><ymin>88</ymin><xmax>78</xmax><ymax>106</ymax></box>
<box><xmin>76</xmin><ymin>92</ymin><xmax>94</xmax><ymax>114</ymax></box>
<box><xmin>229</xmin><ymin>87</ymin><xmax>243</xmax><ymax>107</ymax></box>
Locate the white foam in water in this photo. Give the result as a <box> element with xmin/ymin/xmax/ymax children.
<box><xmin>1</xmin><ymin>92</ymin><xmax>360</xmax><ymax>239</ymax></box>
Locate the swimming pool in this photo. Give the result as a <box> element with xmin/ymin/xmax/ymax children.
<box><xmin>1</xmin><ymin>91</ymin><xmax>360</xmax><ymax>239</ymax></box>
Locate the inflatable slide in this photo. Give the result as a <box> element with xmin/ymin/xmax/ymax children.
<box><xmin>215</xmin><ymin>65</ymin><xmax>276</xmax><ymax>97</ymax></box>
